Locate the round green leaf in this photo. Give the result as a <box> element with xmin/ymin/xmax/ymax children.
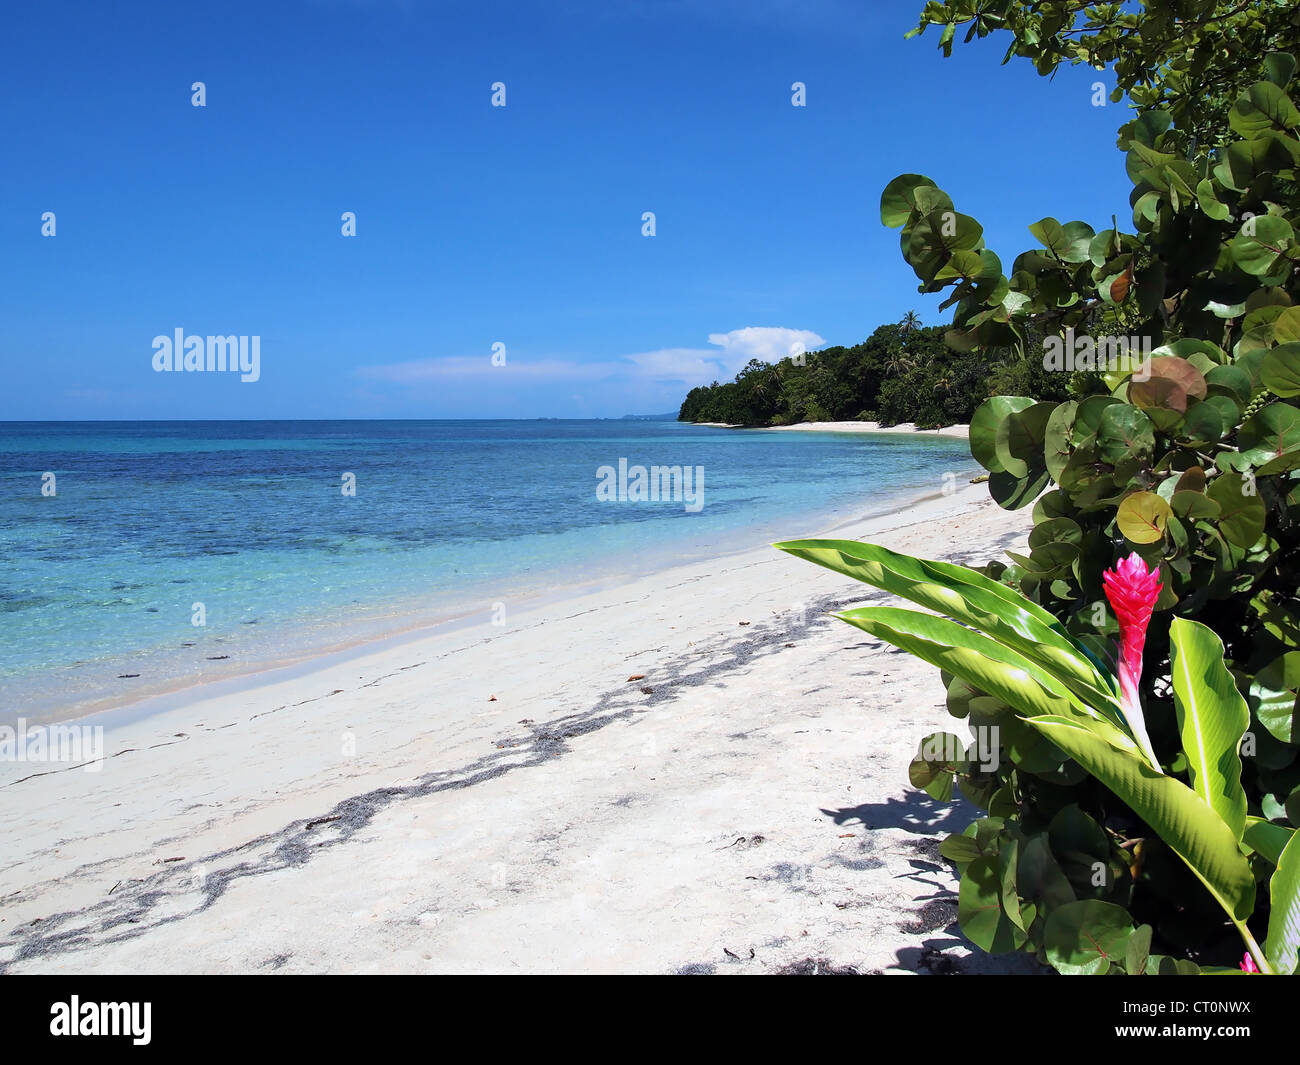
<box><xmin>880</xmin><ymin>173</ymin><xmax>945</xmax><ymax>228</ymax></box>
<box><xmin>1029</xmin><ymin>516</ymin><xmax>1083</xmax><ymax>548</ymax></box>
<box><xmin>1032</xmin><ymin>489</ymin><xmax>1071</xmax><ymax>523</ymax></box>
<box><xmin>1178</xmin><ymin>400</ymin><xmax>1225</xmax><ymax>444</ymax></box>
<box><xmin>1218</xmin><ymin>138</ymin><xmax>1275</xmax><ymax>192</ymax></box>
<box><xmin>910</xmin><ymin>730</ymin><xmax>966</xmax><ymax>800</ymax></box>
<box><xmin>1205</xmin><ymin>364</ymin><xmax>1253</xmax><ymax>404</ymax></box>
<box><xmin>1044</xmin><ymin>401</ymin><xmax>1077</xmax><ymax>481</ymax></box>
<box><xmin>1117</xmin><ymin>491</ymin><xmax>1172</xmax><ymax>544</ymax></box>
<box><xmin>959</xmin><ymin>857</ymin><xmax>1027</xmax><ymax>954</ymax></box>
<box><xmin>1265</xmin><ymin>53</ymin><xmax>1298</xmax><ymax>88</ymax></box>
<box><xmin>1274</xmin><ymin>307</ymin><xmax>1300</xmax><ymax>345</ymax></box>
<box><xmin>1257</xmin><ymin>446</ymin><xmax>1300</xmax><ymax>476</ymax></box>
<box><xmin>1196</xmin><ymin>179</ymin><xmax>1231</xmax><ymax>221</ymax></box>
<box><xmin>1229</xmin><ymin>82</ymin><xmax>1300</xmax><ymax>138</ymax></box>
<box><xmin>1171</xmin><ymin>490</ymin><xmax>1221</xmax><ymax>520</ymax></box>
<box><xmin>1207</xmin><ymin>472</ymin><xmax>1267</xmax><ymax>548</ymax></box>
<box><xmin>1097</xmin><ymin>404</ymin><xmax>1155</xmax><ymax>467</ymax></box>
<box><xmin>971</xmin><ymin>396</ymin><xmax>1036</xmax><ymax>473</ymax></box>
<box><xmin>939</xmin><ymin>833</ymin><xmax>982</xmax><ymax>866</ymax></box>
<box><xmin>996</xmin><ymin>401</ymin><xmax>1055</xmax><ymax>479</ymax></box>
<box><xmin>1152</xmin><ymin>339</ymin><xmax>1228</xmax><ymax>365</ymax></box>
<box><xmin>990</xmin><ymin>468</ymin><xmax>1050</xmax><ymax>511</ymax></box>
<box><xmin>1029</xmin><ymin>217</ymin><xmax>1096</xmax><ymax>263</ymax></box>
<box><xmin>1239</xmin><ymin>402</ymin><xmax>1300</xmax><ymax>465</ymax></box>
<box><xmin>1029</xmin><ymin>541</ymin><xmax>1080</xmax><ymax>576</ymax></box>
<box><xmin>1229</xmin><ymin>216</ymin><xmax>1296</xmax><ymax>278</ymax></box>
<box><xmin>945</xmin><ymin>674</ymin><xmax>988</xmax><ymax>720</ymax></box>
<box><xmin>1072</xmin><ymin>395</ymin><xmax>1121</xmax><ymax>447</ymax></box>
<box><xmin>1251</xmin><ymin>653</ymin><xmax>1300</xmax><ymax>745</ymax></box>
<box><xmin>1262</xmin><ymin>342</ymin><xmax>1300</xmax><ymax>398</ymax></box>
<box><xmin>1043</xmin><ymin>900</ymin><xmax>1135</xmax><ymax>976</ymax></box>
<box><xmin>1203</xmin><ymin>393</ymin><xmax>1242</xmax><ymax>432</ymax></box>
<box><xmin>902</xmin><ymin>209</ymin><xmax>985</xmax><ymax>282</ymax></box>
<box><xmin>1243</xmin><ymin>303</ymin><xmax>1288</xmax><ymax>336</ymax></box>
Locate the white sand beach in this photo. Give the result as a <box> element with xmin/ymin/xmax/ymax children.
<box><xmin>697</xmin><ymin>421</ymin><xmax>970</xmax><ymax>439</ymax></box>
<box><xmin>0</xmin><ymin>483</ymin><xmax>1034</xmax><ymax>975</ymax></box>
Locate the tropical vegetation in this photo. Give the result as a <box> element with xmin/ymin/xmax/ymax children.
<box><xmin>677</xmin><ymin>321</ymin><xmax>1067</xmax><ymax>428</ymax></box>
<box><xmin>778</xmin><ymin>0</ymin><xmax>1300</xmax><ymax>973</ymax></box>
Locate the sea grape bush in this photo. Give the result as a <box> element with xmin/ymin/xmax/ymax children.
<box><xmin>777</xmin><ymin>2</ymin><xmax>1300</xmax><ymax>972</ymax></box>
<box><xmin>900</xmin><ymin>1</ymin><xmax>1300</xmax><ymax>975</ymax></box>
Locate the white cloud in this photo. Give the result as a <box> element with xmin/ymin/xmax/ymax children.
<box><xmin>622</xmin><ymin>347</ymin><xmax>722</xmax><ymax>382</ymax></box>
<box><xmin>704</xmin><ymin>326</ymin><xmax>825</xmax><ymax>375</ymax></box>
<box><xmin>355</xmin><ymin>326</ymin><xmax>825</xmax><ymax>389</ymax></box>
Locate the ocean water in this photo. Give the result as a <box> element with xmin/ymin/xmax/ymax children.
<box><xmin>0</xmin><ymin>420</ymin><xmax>976</xmax><ymax>720</ymax></box>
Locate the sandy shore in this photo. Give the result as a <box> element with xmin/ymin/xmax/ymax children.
<box><xmin>696</xmin><ymin>421</ymin><xmax>969</xmax><ymax>439</ymax></box>
<box><xmin>0</xmin><ymin>483</ymin><xmax>1035</xmax><ymax>975</ymax></box>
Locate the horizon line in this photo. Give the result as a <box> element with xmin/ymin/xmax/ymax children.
<box><xmin>1</xmin><ymin>415</ymin><xmax>685</xmax><ymax>424</ymax></box>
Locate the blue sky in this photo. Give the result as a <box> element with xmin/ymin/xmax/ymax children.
<box><xmin>1</xmin><ymin>0</ymin><xmax>1133</xmax><ymax>420</ymax></box>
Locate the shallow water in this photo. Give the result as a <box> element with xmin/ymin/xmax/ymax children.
<box><xmin>0</xmin><ymin>419</ymin><xmax>976</xmax><ymax>718</ymax></box>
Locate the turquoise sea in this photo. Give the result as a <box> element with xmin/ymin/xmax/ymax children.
<box><xmin>0</xmin><ymin>420</ymin><xmax>976</xmax><ymax>720</ymax></box>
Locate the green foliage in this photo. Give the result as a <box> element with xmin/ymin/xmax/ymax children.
<box><xmin>897</xmin><ymin>36</ymin><xmax>1300</xmax><ymax>964</ymax></box>
<box><xmin>676</xmin><ymin>324</ymin><xmax>1069</xmax><ymax>428</ymax></box>
<box><xmin>1168</xmin><ymin>616</ymin><xmax>1250</xmax><ymax>839</ymax></box>
<box><xmin>775</xmin><ymin>538</ymin><xmax>1297</xmax><ymax>973</ymax></box>
<box><xmin>1267</xmin><ymin>830</ymin><xmax>1300</xmax><ymax>973</ymax></box>
<box><xmin>908</xmin><ymin>0</ymin><xmax>1300</xmax><ymax>151</ymax></box>
<box><xmin>777</xmin><ymin>1</ymin><xmax>1300</xmax><ymax>972</ymax></box>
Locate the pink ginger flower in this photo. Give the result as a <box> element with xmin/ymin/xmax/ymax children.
<box><xmin>1240</xmin><ymin>952</ymin><xmax>1260</xmax><ymax>973</ymax></box>
<box><xmin>1102</xmin><ymin>552</ymin><xmax>1163</xmax><ymax>768</ymax></box>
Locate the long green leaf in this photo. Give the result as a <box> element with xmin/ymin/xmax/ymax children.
<box><xmin>778</xmin><ymin>536</ymin><xmax>1062</xmax><ymax>630</ymax></box>
<box><xmin>839</xmin><ymin>606</ymin><xmax>1107</xmax><ymax>723</ymax></box>
<box><xmin>835</xmin><ymin>609</ymin><xmax>1140</xmax><ymax>759</ymax></box>
<box><xmin>1168</xmin><ymin>617</ymin><xmax>1250</xmax><ymax>839</ymax></box>
<box><xmin>777</xmin><ymin>538</ymin><xmax>1118</xmax><ymax>709</ymax></box>
<box><xmin>1027</xmin><ymin>716</ymin><xmax>1257</xmax><ymax>923</ymax></box>
<box><xmin>837</xmin><ymin>608</ymin><xmax>1073</xmax><ymax>720</ymax></box>
<box><xmin>1266</xmin><ymin>831</ymin><xmax>1300</xmax><ymax>975</ymax></box>
<box><xmin>1244</xmin><ymin>816</ymin><xmax>1294</xmax><ymax>866</ymax></box>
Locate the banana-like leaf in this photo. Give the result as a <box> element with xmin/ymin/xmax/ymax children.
<box><xmin>1168</xmin><ymin>617</ymin><xmax>1250</xmax><ymax>839</ymax></box>
<box><xmin>777</xmin><ymin>538</ymin><xmax>1119</xmax><ymax>711</ymax></box>
<box><xmin>1027</xmin><ymin>716</ymin><xmax>1257</xmax><ymax>923</ymax></box>
<box><xmin>1244</xmin><ymin>816</ymin><xmax>1294</xmax><ymax>866</ymax></box>
<box><xmin>837</xmin><ymin>608</ymin><xmax>1139</xmax><ymax>754</ymax></box>
<box><xmin>1266</xmin><ymin>831</ymin><xmax>1300</xmax><ymax>975</ymax></box>
<box><xmin>778</xmin><ymin>536</ymin><xmax>1064</xmax><ymax>636</ymax></box>
<box><xmin>839</xmin><ymin>606</ymin><xmax>1105</xmax><ymax>720</ymax></box>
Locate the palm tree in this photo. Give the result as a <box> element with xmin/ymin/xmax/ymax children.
<box><xmin>750</xmin><ymin>364</ymin><xmax>785</xmax><ymax>406</ymax></box>
<box><xmin>883</xmin><ymin>350</ymin><xmax>915</xmax><ymax>376</ymax></box>
<box><xmin>899</xmin><ymin>310</ymin><xmax>923</xmax><ymax>336</ymax></box>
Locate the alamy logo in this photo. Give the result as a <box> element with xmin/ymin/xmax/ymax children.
<box><xmin>50</xmin><ymin>997</ymin><xmax>151</xmax><ymax>1045</ymax></box>
<box><xmin>1042</xmin><ymin>328</ymin><xmax>1152</xmax><ymax>381</ymax></box>
<box><xmin>916</xmin><ymin>727</ymin><xmax>1000</xmax><ymax>773</ymax></box>
<box><xmin>152</xmin><ymin>328</ymin><xmax>261</xmax><ymax>382</ymax></box>
<box><xmin>596</xmin><ymin>459</ymin><xmax>704</xmax><ymax>513</ymax></box>
<box><xmin>1</xmin><ymin>718</ymin><xmax>103</xmax><ymax>772</ymax></box>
